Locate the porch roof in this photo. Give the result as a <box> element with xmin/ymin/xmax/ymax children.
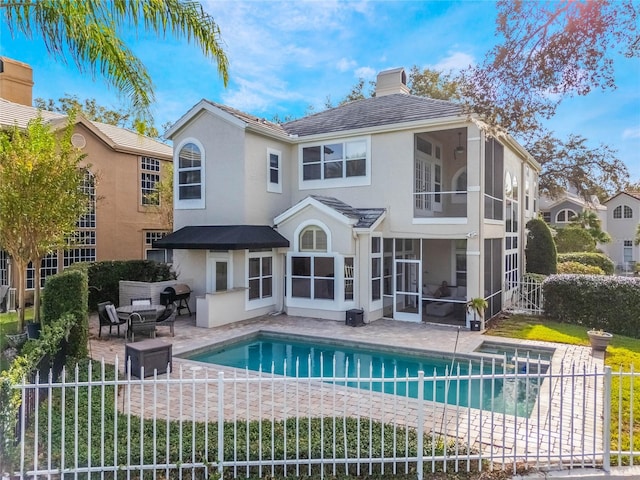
<box><xmin>153</xmin><ymin>225</ymin><xmax>290</xmax><ymax>250</ymax></box>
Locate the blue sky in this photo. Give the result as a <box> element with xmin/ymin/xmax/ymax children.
<box><xmin>1</xmin><ymin>0</ymin><xmax>639</xmax><ymax>181</ymax></box>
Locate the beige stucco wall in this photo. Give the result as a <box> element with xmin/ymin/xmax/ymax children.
<box><xmin>604</xmin><ymin>195</ymin><xmax>640</xmax><ymax>267</ymax></box>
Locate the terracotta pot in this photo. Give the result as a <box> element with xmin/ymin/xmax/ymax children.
<box><xmin>587</xmin><ymin>330</ymin><xmax>613</xmax><ymax>352</ymax></box>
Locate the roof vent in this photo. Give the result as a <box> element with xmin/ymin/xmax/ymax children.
<box><xmin>375</xmin><ymin>67</ymin><xmax>410</xmax><ymax>97</ymax></box>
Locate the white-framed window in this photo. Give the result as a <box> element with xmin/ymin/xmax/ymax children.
<box><xmin>344</xmin><ymin>256</ymin><xmax>354</xmax><ymax>301</ymax></box>
<box><xmin>371</xmin><ymin>236</ymin><xmax>382</xmax><ymax>301</ymax></box>
<box><xmin>524</xmin><ymin>166</ymin><xmax>530</xmax><ymax>211</ymax></box>
<box><xmin>414</xmin><ymin>135</ymin><xmax>443</xmax><ymax>214</ymax></box>
<box><xmin>542</xmin><ymin>211</ymin><xmax>551</xmax><ymax>223</ymax></box>
<box><xmin>504</xmin><ymin>171</ymin><xmax>519</xmax><ymax>292</ymax></box>
<box><xmin>291</xmin><ymin>254</ymin><xmax>335</xmax><ymax>299</ymax></box>
<box><xmin>613</xmin><ymin>205</ymin><xmax>633</xmax><ymax>219</ymax></box>
<box><xmin>299</xmin><ymin>226</ymin><xmax>328</xmax><ymax>252</ymax></box>
<box><xmin>556</xmin><ymin>209</ymin><xmax>577</xmax><ymax>223</ymax></box>
<box><xmin>145</xmin><ymin>231</ymin><xmax>173</xmax><ymax>263</ymax></box>
<box><xmin>299</xmin><ymin>136</ymin><xmax>370</xmax><ymax>190</ymax></box>
<box><xmin>0</xmin><ymin>250</ymin><xmax>8</xmax><ymax>286</ymax></box>
<box><xmin>248</xmin><ymin>250</ymin><xmax>273</xmax><ymax>303</ymax></box>
<box><xmin>207</xmin><ymin>252</ymin><xmax>232</xmax><ymax>293</ymax></box>
<box><xmin>65</xmin><ymin>170</ymin><xmax>97</xmax><ymax>268</ymax></box>
<box><xmin>175</xmin><ymin>139</ymin><xmax>205</xmax><ymax>208</ymax></box>
<box><xmin>26</xmin><ymin>253</ymin><xmax>58</xmax><ymax>290</ymax></box>
<box><xmin>266</xmin><ymin>148</ymin><xmax>282</xmax><ymax>193</ymax></box>
<box><xmin>63</xmin><ymin>247</ymin><xmax>96</xmax><ymax>267</ymax></box>
<box><xmin>141</xmin><ymin>156</ymin><xmax>161</xmax><ymax>206</ymax></box>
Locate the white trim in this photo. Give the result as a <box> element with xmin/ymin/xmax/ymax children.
<box><xmin>293</xmin><ymin>220</ymin><xmax>332</xmax><ymax>252</ymax></box>
<box><xmin>298</xmin><ymin>136</ymin><xmax>371</xmax><ymax>190</ymax></box>
<box><xmin>274</xmin><ymin>196</ymin><xmax>357</xmax><ymax>226</ymax></box>
<box><xmin>165</xmin><ymin>99</ymin><xmax>246</xmax><ymax>138</ymax></box>
<box><xmin>174</xmin><ymin>137</ymin><xmax>206</xmax><ymax>210</ymax></box>
<box><xmin>266</xmin><ymin>148</ymin><xmax>282</xmax><ymax>194</ymax></box>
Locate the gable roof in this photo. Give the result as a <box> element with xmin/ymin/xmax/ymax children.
<box><xmin>0</xmin><ymin>98</ymin><xmax>172</xmax><ymax>159</ymax></box>
<box><xmin>274</xmin><ymin>195</ymin><xmax>385</xmax><ymax>230</ymax></box>
<box><xmin>282</xmin><ymin>94</ymin><xmax>463</xmax><ymax>137</ymax></box>
<box><xmin>604</xmin><ymin>191</ymin><xmax>640</xmax><ymax>204</ymax></box>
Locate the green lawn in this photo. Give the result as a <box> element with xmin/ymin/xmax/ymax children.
<box><xmin>0</xmin><ymin>308</ymin><xmax>35</xmax><ymax>371</ymax></box>
<box><xmin>486</xmin><ymin>314</ymin><xmax>640</xmax><ymax>465</ymax></box>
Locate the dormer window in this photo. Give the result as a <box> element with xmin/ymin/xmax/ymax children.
<box><xmin>299</xmin><ymin>226</ymin><xmax>327</xmax><ymax>252</ymax></box>
<box><xmin>613</xmin><ymin>205</ymin><xmax>633</xmax><ymax>219</ymax></box>
<box><xmin>556</xmin><ymin>209</ymin><xmax>576</xmax><ymax>223</ymax></box>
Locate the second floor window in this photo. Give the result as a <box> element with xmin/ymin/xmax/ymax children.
<box><xmin>267</xmin><ymin>148</ymin><xmax>282</xmax><ymax>193</ymax></box>
<box><xmin>141</xmin><ymin>156</ymin><xmax>160</xmax><ymax>205</ymax></box>
<box><xmin>178</xmin><ymin>143</ymin><xmax>202</xmax><ymax>201</ymax></box>
<box><xmin>556</xmin><ymin>209</ymin><xmax>576</xmax><ymax>223</ymax></box>
<box><xmin>613</xmin><ymin>205</ymin><xmax>633</xmax><ymax>219</ymax></box>
<box><xmin>300</xmin><ymin>137</ymin><xmax>369</xmax><ymax>189</ymax></box>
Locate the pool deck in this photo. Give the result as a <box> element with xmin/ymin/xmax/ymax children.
<box><xmin>88</xmin><ymin>312</ymin><xmax>605</xmax><ymax>462</ymax></box>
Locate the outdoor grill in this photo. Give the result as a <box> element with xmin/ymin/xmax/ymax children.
<box><xmin>160</xmin><ymin>284</ymin><xmax>192</xmax><ymax>316</ymax></box>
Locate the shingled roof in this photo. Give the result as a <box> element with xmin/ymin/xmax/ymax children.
<box><xmin>282</xmin><ymin>94</ymin><xmax>464</xmax><ymax>137</ymax></box>
<box><xmin>311</xmin><ymin>195</ymin><xmax>385</xmax><ymax>228</ymax></box>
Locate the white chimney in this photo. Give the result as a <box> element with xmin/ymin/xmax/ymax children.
<box><xmin>375</xmin><ymin>67</ymin><xmax>409</xmax><ymax>97</ymax></box>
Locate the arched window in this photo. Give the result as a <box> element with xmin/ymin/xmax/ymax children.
<box><xmin>504</xmin><ymin>172</ymin><xmax>513</xmax><ymax>198</ymax></box>
<box><xmin>299</xmin><ymin>225</ymin><xmax>327</xmax><ymax>252</ymax></box>
<box><xmin>556</xmin><ymin>209</ymin><xmax>577</xmax><ymax>223</ymax></box>
<box><xmin>613</xmin><ymin>205</ymin><xmax>633</xmax><ymax>219</ymax></box>
<box><xmin>177</xmin><ymin>142</ymin><xmax>202</xmax><ymax>201</ymax></box>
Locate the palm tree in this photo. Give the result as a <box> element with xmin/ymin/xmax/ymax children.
<box><xmin>1</xmin><ymin>0</ymin><xmax>228</xmax><ymax>121</ymax></box>
<box><xmin>467</xmin><ymin>297</ymin><xmax>488</xmax><ymax>330</ymax></box>
<box><xmin>570</xmin><ymin>210</ymin><xmax>611</xmax><ymax>244</ymax></box>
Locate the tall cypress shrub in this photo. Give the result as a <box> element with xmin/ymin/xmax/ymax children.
<box><xmin>525</xmin><ymin>218</ymin><xmax>557</xmax><ymax>275</ymax></box>
<box><xmin>42</xmin><ymin>269</ymin><xmax>89</xmax><ymax>361</ymax></box>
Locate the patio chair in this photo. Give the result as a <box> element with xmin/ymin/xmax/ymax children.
<box><xmin>127</xmin><ymin>309</ymin><xmax>157</xmax><ymax>342</ymax></box>
<box><xmin>131</xmin><ymin>297</ymin><xmax>152</xmax><ymax>306</ymax></box>
<box><xmin>155</xmin><ymin>302</ymin><xmax>176</xmax><ymax>337</ymax></box>
<box><xmin>98</xmin><ymin>301</ymin><xmax>127</xmax><ymax>338</ymax></box>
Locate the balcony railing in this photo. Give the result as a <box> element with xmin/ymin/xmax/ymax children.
<box><xmin>414</xmin><ymin>191</ymin><xmax>467</xmax><ymax>218</ymax></box>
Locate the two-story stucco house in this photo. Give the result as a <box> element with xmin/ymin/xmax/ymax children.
<box><xmin>156</xmin><ymin>68</ymin><xmax>540</xmax><ymax>329</ymax></box>
<box><xmin>603</xmin><ymin>191</ymin><xmax>640</xmax><ymax>273</ymax></box>
<box><xmin>539</xmin><ymin>190</ymin><xmax>606</xmax><ymax>229</ymax></box>
<box><xmin>0</xmin><ymin>57</ymin><xmax>173</xmax><ymax>304</ymax></box>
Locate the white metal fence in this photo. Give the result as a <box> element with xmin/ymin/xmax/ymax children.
<box><xmin>504</xmin><ymin>279</ymin><xmax>544</xmax><ymax>315</ymax></box>
<box><xmin>6</xmin><ymin>358</ymin><xmax>638</xmax><ymax>478</ymax></box>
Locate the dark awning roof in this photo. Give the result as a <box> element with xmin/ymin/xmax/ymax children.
<box><xmin>152</xmin><ymin>225</ymin><xmax>289</xmax><ymax>250</ymax></box>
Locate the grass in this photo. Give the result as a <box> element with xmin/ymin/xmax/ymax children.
<box><xmin>486</xmin><ymin>314</ymin><xmax>640</xmax><ymax>466</ymax></box>
<box><xmin>0</xmin><ymin>307</ymin><xmax>35</xmax><ymax>371</ymax></box>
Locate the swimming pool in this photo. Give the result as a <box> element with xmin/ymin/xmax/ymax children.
<box><xmin>185</xmin><ymin>334</ymin><xmax>544</xmax><ymax>416</ymax></box>
<box><xmin>475</xmin><ymin>340</ymin><xmax>555</xmax><ymax>364</ymax></box>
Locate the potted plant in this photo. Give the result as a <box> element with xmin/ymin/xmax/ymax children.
<box><xmin>467</xmin><ymin>297</ymin><xmax>488</xmax><ymax>331</ymax></box>
<box><xmin>587</xmin><ymin>329</ymin><xmax>613</xmax><ymax>352</ymax></box>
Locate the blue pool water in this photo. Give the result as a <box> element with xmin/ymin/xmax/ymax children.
<box><xmin>186</xmin><ymin>335</ymin><xmax>543</xmax><ymax>416</ymax></box>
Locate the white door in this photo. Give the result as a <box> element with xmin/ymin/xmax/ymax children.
<box><xmin>393</xmin><ymin>259</ymin><xmax>422</xmax><ymax>322</ymax></box>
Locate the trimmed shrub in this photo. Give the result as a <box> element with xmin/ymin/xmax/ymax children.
<box><xmin>525</xmin><ymin>218</ymin><xmax>557</xmax><ymax>275</ymax></box>
<box><xmin>42</xmin><ymin>269</ymin><xmax>88</xmax><ymax>360</ymax></box>
<box><xmin>543</xmin><ymin>275</ymin><xmax>640</xmax><ymax>337</ymax></box>
<box><xmin>555</xmin><ymin>226</ymin><xmax>596</xmax><ymax>253</ymax></box>
<box><xmin>77</xmin><ymin>260</ymin><xmax>176</xmax><ymax>310</ymax></box>
<box><xmin>558</xmin><ymin>252</ymin><xmax>615</xmax><ymax>275</ymax></box>
<box><xmin>557</xmin><ymin>261</ymin><xmax>604</xmax><ymax>275</ymax></box>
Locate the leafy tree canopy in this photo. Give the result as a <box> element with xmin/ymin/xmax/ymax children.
<box><xmin>34</xmin><ymin>95</ymin><xmax>160</xmax><ymax>138</ymax></box>
<box><xmin>2</xmin><ymin>0</ymin><xmax>229</xmax><ymax>123</ymax></box>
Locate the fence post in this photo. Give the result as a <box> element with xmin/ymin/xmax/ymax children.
<box><xmin>603</xmin><ymin>366</ymin><xmax>611</xmax><ymax>473</ymax></box>
<box><xmin>417</xmin><ymin>371</ymin><xmax>424</xmax><ymax>480</ymax></box>
<box><xmin>218</xmin><ymin>371</ymin><xmax>225</xmax><ymax>477</ymax></box>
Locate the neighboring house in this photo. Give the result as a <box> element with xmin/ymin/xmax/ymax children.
<box><xmin>603</xmin><ymin>191</ymin><xmax>640</xmax><ymax>273</ymax></box>
<box><xmin>156</xmin><ymin>68</ymin><xmax>540</xmax><ymax>329</ymax></box>
<box><xmin>0</xmin><ymin>57</ymin><xmax>173</xmax><ymax>302</ymax></box>
<box><xmin>539</xmin><ymin>190</ymin><xmax>607</xmax><ymax>229</ymax></box>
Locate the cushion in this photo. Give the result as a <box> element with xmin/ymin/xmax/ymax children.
<box><xmin>105</xmin><ymin>304</ymin><xmax>120</xmax><ymax>324</ymax></box>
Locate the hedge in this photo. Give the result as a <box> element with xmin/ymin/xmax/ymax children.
<box><xmin>554</xmin><ymin>227</ymin><xmax>596</xmax><ymax>253</ymax></box>
<box><xmin>42</xmin><ymin>269</ymin><xmax>88</xmax><ymax>361</ymax></box>
<box><xmin>557</xmin><ymin>252</ymin><xmax>615</xmax><ymax>275</ymax></box>
<box><xmin>525</xmin><ymin>218</ymin><xmax>557</xmax><ymax>275</ymax></box>
<box><xmin>70</xmin><ymin>260</ymin><xmax>176</xmax><ymax>310</ymax></box>
<box><xmin>543</xmin><ymin>275</ymin><xmax>640</xmax><ymax>338</ymax></box>
<box><xmin>557</xmin><ymin>262</ymin><xmax>605</xmax><ymax>275</ymax></box>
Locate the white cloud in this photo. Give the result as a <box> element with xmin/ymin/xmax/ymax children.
<box><xmin>337</xmin><ymin>58</ymin><xmax>357</xmax><ymax>72</ymax></box>
<box><xmin>354</xmin><ymin>66</ymin><xmax>376</xmax><ymax>79</ymax></box>
<box><xmin>430</xmin><ymin>52</ymin><xmax>475</xmax><ymax>73</ymax></box>
<box><xmin>623</xmin><ymin>127</ymin><xmax>640</xmax><ymax>139</ymax></box>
